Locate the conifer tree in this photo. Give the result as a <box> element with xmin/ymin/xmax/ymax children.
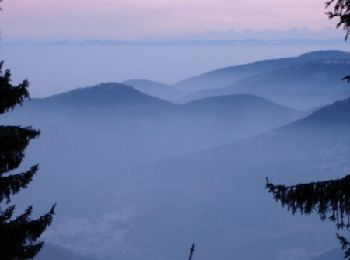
<box><xmin>266</xmin><ymin>1</ymin><xmax>350</xmax><ymax>258</ymax></box>
<box><xmin>0</xmin><ymin>2</ymin><xmax>55</xmax><ymax>256</ymax></box>
<box><xmin>0</xmin><ymin>61</ymin><xmax>56</xmax><ymax>259</ymax></box>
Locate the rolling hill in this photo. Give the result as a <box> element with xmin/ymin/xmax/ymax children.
<box><xmin>5</xmin><ymin>83</ymin><xmax>302</xmax><ymax>169</ymax></box>
<box><xmin>7</xmin><ymin>86</ymin><xmax>349</xmax><ymax>259</ymax></box>
<box><xmin>175</xmin><ymin>55</ymin><xmax>301</xmax><ymax>93</ymax></box>
<box><xmin>182</xmin><ymin>59</ymin><xmax>350</xmax><ymax>109</ymax></box>
<box><xmin>175</xmin><ymin>50</ymin><xmax>350</xmax><ymax>93</ymax></box>
<box><xmin>123</xmin><ymin>79</ymin><xmax>185</xmax><ymax>102</ymax></box>
<box><xmin>177</xmin><ymin>51</ymin><xmax>350</xmax><ymax>109</ymax></box>
<box><xmin>44</xmin><ymin>97</ymin><xmax>349</xmax><ymax>260</ymax></box>
<box><xmin>104</xmin><ymin>97</ymin><xmax>350</xmax><ymax>260</ymax></box>
<box><xmin>31</xmin><ymin>82</ymin><xmax>173</xmax><ymax>109</ymax></box>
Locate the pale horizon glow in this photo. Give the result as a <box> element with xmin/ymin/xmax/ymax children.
<box><xmin>1</xmin><ymin>0</ymin><xmax>347</xmax><ymax>98</ymax></box>
<box><xmin>1</xmin><ymin>0</ymin><xmax>338</xmax><ymax>40</ymax></box>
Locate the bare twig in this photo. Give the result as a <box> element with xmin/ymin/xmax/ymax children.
<box><xmin>188</xmin><ymin>243</ymin><xmax>195</xmax><ymax>260</ymax></box>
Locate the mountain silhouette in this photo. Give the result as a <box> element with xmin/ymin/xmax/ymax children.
<box><xmin>6</xmin><ymin>84</ymin><xmax>301</xmax><ymax>160</ymax></box>
<box><xmin>36</xmin><ymin>82</ymin><xmax>172</xmax><ymax>107</ymax></box>
<box><xmin>4</xmin><ymin>69</ymin><xmax>347</xmax><ymax>260</ymax></box>
<box><xmin>177</xmin><ymin>51</ymin><xmax>350</xmax><ymax>109</ymax></box>
<box><xmin>175</xmin><ymin>50</ymin><xmax>350</xmax><ymax>93</ymax></box>
<box><xmin>184</xmin><ymin>94</ymin><xmax>294</xmax><ymax>115</ymax></box>
<box><xmin>123</xmin><ymin>79</ymin><xmax>185</xmax><ymax>102</ymax></box>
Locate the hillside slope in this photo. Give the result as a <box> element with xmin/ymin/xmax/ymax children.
<box><xmin>11</xmin><ymin>96</ymin><xmax>350</xmax><ymax>259</ymax></box>
<box><xmin>123</xmin><ymin>79</ymin><xmax>185</xmax><ymax>102</ymax></box>
<box><xmin>175</xmin><ymin>50</ymin><xmax>350</xmax><ymax>93</ymax></box>
<box><xmin>184</xmin><ymin>60</ymin><xmax>350</xmax><ymax>109</ymax></box>
<box><xmin>58</xmin><ymin>97</ymin><xmax>350</xmax><ymax>260</ymax></box>
<box><xmin>178</xmin><ymin>51</ymin><xmax>350</xmax><ymax>109</ymax></box>
<box><xmin>5</xmin><ymin>84</ymin><xmax>302</xmax><ymax>169</ymax></box>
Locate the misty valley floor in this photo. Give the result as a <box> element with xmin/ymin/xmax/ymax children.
<box><xmin>4</xmin><ymin>50</ymin><xmax>350</xmax><ymax>260</ymax></box>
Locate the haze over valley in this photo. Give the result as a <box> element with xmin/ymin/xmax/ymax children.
<box><xmin>4</xmin><ymin>0</ymin><xmax>350</xmax><ymax>259</ymax></box>
<box><xmin>1</xmin><ymin>42</ymin><xmax>348</xmax><ymax>98</ymax></box>
<box><xmin>2</xmin><ymin>50</ymin><xmax>350</xmax><ymax>260</ymax></box>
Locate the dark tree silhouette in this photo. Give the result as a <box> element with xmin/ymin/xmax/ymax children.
<box><xmin>326</xmin><ymin>0</ymin><xmax>350</xmax><ymax>40</ymax></box>
<box><xmin>0</xmin><ymin>1</ymin><xmax>55</xmax><ymax>258</ymax></box>
<box><xmin>0</xmin><ymin>63</ymin><xmax>55</xmax><ymax>258</ymax></box>
<box><xmin>266</xmin><ymin>176</ymin><xmax>350</xmax><ymax>257</ymax></box>
<box><xmin>326</xmin><ymin>0</ymin><xmax>350</xmax><ymax>82</ymax></box>
<box><xmin>266</xmin><ymin>1</ymin><xmax>350</xmax><ymax>258</ymax></box>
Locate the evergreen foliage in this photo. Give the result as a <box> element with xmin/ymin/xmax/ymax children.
<box><xmin>266</xmin><ymin>1</ymin><xmax>350</xmax><ymax>258</ymax></box>
<box><xmin>326</xmin><ymin>0</ymin><xmax>350</xmax><ymax>82</ymax></box>
<box><xmin>266</xmin><ymin>176</ymin><xmax>350</xmax><ymax>230</ymax></box>
<box><xmin>0</xmin><ymin>62</ymin><xmax>55</xmax><ymax>259</ymax></box>
<box><xmin>326</xmin><ymin>0</ymin><xmax>350</xmax><ymax>40</ymax></box>
<box><xmin>266</xmin><ymin>175</ymin><xmax>350</xmax><ymax>259</ymax></box>
<box><xmin>266</xmin><ymin>175</ymin><xmax>350</xmax><ymax>257</ymax></box>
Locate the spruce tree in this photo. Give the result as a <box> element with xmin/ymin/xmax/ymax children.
<box><xmin>266</xmin><ymin>1</ymin><xmax>350</xmax><ymax>258</ymax></box>
<box><xmin>0</xmin><ymin>1</ymin><xmax>55</xmax><ymax>258</ymax></box>
<box><xmin>0</xmin><ymin>61</ymin><xmax>55</xmax><ymax>259</ymax></box>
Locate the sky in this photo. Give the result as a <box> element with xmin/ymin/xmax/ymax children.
<box><xmin>0</xmin><ymin>0</ymin><xmax>338</xmax><ymax>40</ymax></box>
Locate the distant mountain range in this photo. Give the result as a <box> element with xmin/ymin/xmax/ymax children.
<box><xmin>13</xmin><ymin>29</ymin><xmax>341</xmax><ymax>47</ymax></box>
<box><xmin>44</xmin><ymin>38</ymin><xmax>344</xmax><ymax>47</ymax></box>
<box><xmin>4</xmin><ymin>81</ymin><xmax>349</xmax><ymax>259</ymax></box>
<box><xmin>175</xmin><ymin>51</ymin><xmax>350</xmax><ymax>109</ymax></box>
<box><xmin>5</xmin><ymin>50</ymin><xmax>350</xmax><ymax>260</ymax></box>
<box><xmin>6</xmin><ymin>83</ymin><xmax>302</xmax><ymax>169</ymax></box>
<box><xmin>115</xmin><ymin>51</ymin><xmax>350</xmax><ymax>110</ymax></box>
<box><xmin>175</xmin><ymin>51</ymin><xmax>350</xmax><ymax>92</ymax></box>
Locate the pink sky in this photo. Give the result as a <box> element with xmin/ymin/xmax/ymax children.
<box><xmin>1</xmin><ymin>0</ymin><xmax>337</xmax><ymax>39</ymax></box>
